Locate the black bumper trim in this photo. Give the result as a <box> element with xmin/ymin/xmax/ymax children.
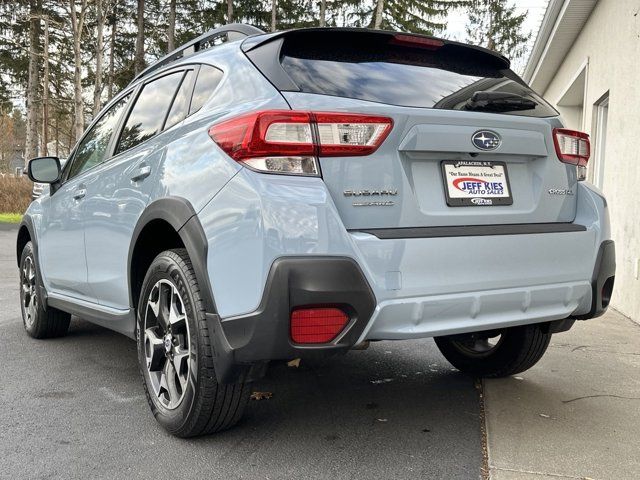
<box><xmin>575</xmin><ymin>240</ymin><xmax>615</xmax><ymax>320</ymax></box>
<box><xmin>208</xmin><ymin>256</ymin><xmax>376</xmax><ymax>384</ymax></box>
<box><xmin>350</xmin><ymin>223</ymin><xmax>587</xmax><ymax>239</ymax></box>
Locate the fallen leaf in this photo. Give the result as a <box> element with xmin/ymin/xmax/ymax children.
<box><xmin>251</xmin><ymin>391</ymin><xmax>273</xmax><ymax>401</ymax></box>
<box><xmin>287</xmin><ymin>358</ymin><xmax>301</xmax><ymax>368</ymax></box>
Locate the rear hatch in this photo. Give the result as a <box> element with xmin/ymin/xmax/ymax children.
<box><xmin>243</xmin><ymin>29</ymin><xmax>577</xmax><ymax>230</ymax></box>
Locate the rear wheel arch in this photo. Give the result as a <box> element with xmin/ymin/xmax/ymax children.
<box><xmin>128</xmin><ymin>197</ymin><xmax>216</xmax><ymax>314</ymax></box>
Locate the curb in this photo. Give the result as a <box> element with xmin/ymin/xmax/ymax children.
<box><xmin>0</xmin><ymin>223</ymin><xmax>19</xmax><ymax>231</ymax></box>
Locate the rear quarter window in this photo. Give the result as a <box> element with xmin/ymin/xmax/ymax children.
<box><xmin>189</xmin><ymin>65</ymin><xmax>224</xmax><ymax>114</ymax></box>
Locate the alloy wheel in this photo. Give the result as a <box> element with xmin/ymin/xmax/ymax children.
<box><xmin>20</xmin><ymin>255</ymin><xmax>37</xmax><ymax>328</ymax></box>
<box><xmin>143</xmin><ymin>279</ymin><xmax>192</xmax><ymax>410</ymax></box>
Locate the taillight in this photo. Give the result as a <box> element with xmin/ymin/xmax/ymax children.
<box><xmin>553</xmin><ymin>128</ymin><xmax>590</xmax><ymax>166</ymax></box>
<box><xmin>208</xmin><ymin>110</ymin><xmax>393</xmax><ymax>176</ymax></box>
<box><xmin>290</xmin><ymin>307</ymin><xmax>350</xmax><ymax>344</ymax></box>
<box><xmin>314</xmin><ymin>113</ymin><xmax>393</xmax><ymax>156</ymax></box>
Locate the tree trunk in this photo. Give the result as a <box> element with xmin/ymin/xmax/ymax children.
<box><xmin>487</xmin><ymin>4</ymin><xmax>496</xmax><ymax>51</ymax></box>
<box><xmin>319</xmin><ymin>0</ymin><xmax>326</xmax><ymax>27</ymax></box>
<box><xmin>227</xmin><ymin>0</ymin><xmax>233</xmax><ymax>23</ymax></box>
<box><xmin>270</xmin><ymin>0</ymin><xmax>277</xmax><ymax>32</ymax></box>
<box><xmin>68</xmin><ymin>116</ymin><xmax>74</xmax><ymax>155</ymax></box>
<box><xmin>25</xmin><ymin>0</ymin><xmax>41</xmax><ymax>163</ymax></box>
<box><xmin>69</xmin><ymin>0</ymin><xmax>87</xmax><ymax>142</ymax></box>
<box><xmin>93</xmin><ymin>0</ymin><xmax>104</xmax><ymax>116</ymax></box>
<box><xmin>374</xmin><ymin>0</ymin><xmax>384</xmax><ymax>29</ymax></box>
<box><xmin>41</xmin><ymin>15</ymin><xmax>49</xmax><ymax>156</ymax></box>
<box><xmin>167</xmin><ymin>0</ymin><xmax>176</xmax><ymax>52</ymax></box>
<box><xmin>135</xmin><ymin>0</ymin><xmax>145</xmax><ymax>75</ymax></box>
<box><xmin>54</xmin><ymin>112</ymin><xmax>59</xmax><ymax>157</ymax></box>
<box><xmin>107</xmin><ymin>15</ymin><xmax>116</xmax><ymax>100</ymax></box>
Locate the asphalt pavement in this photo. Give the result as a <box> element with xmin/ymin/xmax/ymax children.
<box><xmin>0</xmin><ymin>228</ymin><xmax>484</xmax><ymax>480</ymax></box>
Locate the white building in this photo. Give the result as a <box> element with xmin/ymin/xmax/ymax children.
<box><xmin>524</xmin><ymin>0</ymin><xmax>640</xmax><ymax>322</ymax></box>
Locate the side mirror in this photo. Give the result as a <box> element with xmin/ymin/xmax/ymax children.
<box><xmin>27</xmin><ymin>156</ymin><xmax>61</xmax><ymax>183</ymax></box>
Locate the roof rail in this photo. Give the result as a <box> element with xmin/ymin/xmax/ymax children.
<box><xmin>132</xmin><ymin>23</ymin><xmax>264</xmax><ymax>83</ymax></box>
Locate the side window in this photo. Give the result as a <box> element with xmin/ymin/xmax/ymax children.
<box><xmin>189</xmin><ymin>65</ymin><xmax>223</xmax><ymax>114</ymax></box>
<box><xmin>164</xmin><ymin>70</ymin><xmax>195</xmax><ymax>130</ymax></box>
<box><xmin>67</xmin><ymin>94</ymin><xmax>131</xmax><ymax>180</ymax></box>
<box><xmin>116</xmin><ymin>71</ymin><xmax>183</xmax><ymax>154</ymax></box>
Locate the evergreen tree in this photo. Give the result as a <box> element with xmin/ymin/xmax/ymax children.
<box><xmin>465</xmin><ymin>0</ymin><xmax>530</xmax><ymax>58</ymax></box>
<box><xmin>345</xmin><ymin>0</ymin><xmax>470</xmax><ymax>35</ymax></box>
<box><xmin>0</xmin><ymin>2</ymin><xmax>31</xmax><ymax>101</ymax></box>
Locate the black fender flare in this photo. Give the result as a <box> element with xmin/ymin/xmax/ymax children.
<box><xmin>127</xmin><ymin>197</ymin><xmax>217</xmax><ymax>314</ymax></box>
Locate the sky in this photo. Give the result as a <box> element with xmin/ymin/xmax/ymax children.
<box><xmin>444</xmin><ymin>0</ymin><xmax>550</xmax><ymax>73</ymax></box>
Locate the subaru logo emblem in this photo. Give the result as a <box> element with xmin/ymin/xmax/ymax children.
<box><xmin>472</xmin><ymin>130</ymin><xmax>501</xmax><ymax>151</ymax></box>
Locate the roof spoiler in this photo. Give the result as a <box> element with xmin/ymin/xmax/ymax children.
<box><xmin>241</xmin><ymin>27</ymin><xmax>510</xmax><ymax>69</ymax></box>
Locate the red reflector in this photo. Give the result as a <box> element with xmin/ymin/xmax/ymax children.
<box><xmin>390</xmin><ymin>34</ymin><xmax>444</xmax><ymax>50</ymax></box>
<box><xmin>290</xmin><ymin>307</ymin><xmax>349</xmax><ymax>344</ymax></box>
<box><xmin>553</xmin><ymin>128</ymin><xmax>590</xmax><ymax>166</ymax></box>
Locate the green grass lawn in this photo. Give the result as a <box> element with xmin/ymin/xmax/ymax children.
<box><xmin>0</xmin><ymin>213</ymin><xmax>22</xmax><ymax>224</ymax></box>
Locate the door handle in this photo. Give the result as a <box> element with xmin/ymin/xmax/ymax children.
<box><xmin>73</xmin><ymin>188</ymin><xmax>86</xmax><ymax>200</ymax></box>
<box><xmin>131</xmin><ymin>165</ymin><xmax>151</xmax><ymax>182</ymax></box>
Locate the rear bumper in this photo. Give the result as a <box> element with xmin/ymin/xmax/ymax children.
<box><xmin>199</xmin><ymin>172</ymin><xmax>613</xmax><ymax>382</ymax></box>
<box><xmin>209</xmin><ymin>240</ymin><xmax>614</xmax><ymax>383</ymax></box>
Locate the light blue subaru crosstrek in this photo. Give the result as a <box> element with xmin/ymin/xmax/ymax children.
<box><xmin>18</xmin><ymin>25</ymin><xmax>615</xmax><ymax>437</ymax></box>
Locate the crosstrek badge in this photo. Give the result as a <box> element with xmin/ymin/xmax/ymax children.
<box><xmin>441</xmin><ymin>160</ymin><xmax>513</xmax><ymax>206</ymax></box>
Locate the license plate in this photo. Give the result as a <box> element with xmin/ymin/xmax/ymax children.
<box><xmin>441</xmin><ymin>160</ymin><xmax>513</xmax><ymax>207</ymax></box>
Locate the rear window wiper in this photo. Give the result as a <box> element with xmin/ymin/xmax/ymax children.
<box><xmin>464</xmin><ymin>91</ymin><xmax>538</xmax><ymax>112</ymax></box>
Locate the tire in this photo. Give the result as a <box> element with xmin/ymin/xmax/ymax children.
<box><xmin>19</xmin><ymin>241</ymin><xmax>71</xmax><ymax>339</ymax></box>
<box><xmin>434</xmin><ymin>323</ymin><xmax>552</xmax><ymax>378</ymax></box>
<box><xmin>136</xmin><ymin>248</ymin><xmax>251</xmax><ymax>438</ymax></box>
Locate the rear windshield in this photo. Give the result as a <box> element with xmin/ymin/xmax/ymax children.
<box><xmin>278</xmin><ymin>31</ymin><xmax>557</xmax><ymax>118</ymax></box>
